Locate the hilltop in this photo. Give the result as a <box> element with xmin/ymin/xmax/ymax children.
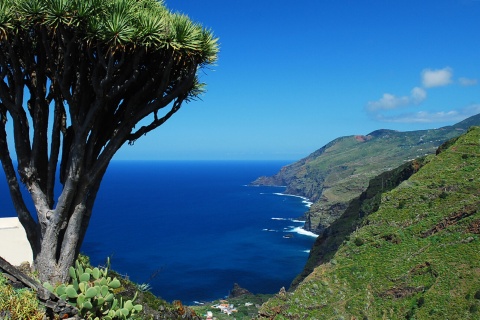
<box><xmin>258</xmin><ymin>126</ymin><xmax>480</xmax><ymax>319</ymax></box>
<box><xmin>251</xmin><ymin>113</ymin><xmax>480</xmax><ymax>234</ymax></box>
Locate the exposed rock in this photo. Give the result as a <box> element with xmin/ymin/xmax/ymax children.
<box><xmin>228</xmin><ymin>283</ymin><xmax>252</xmax><ymax>298</ymax></box>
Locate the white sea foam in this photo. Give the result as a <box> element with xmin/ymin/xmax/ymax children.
<box><xmin>302</xmin><ymin>199</ymin><xmax>314</xmax><ymax>208</ymax></box>
<box><xmin>288</xmin><ymin>226</ymin><xmax>318</xmax><ymax>238</ymax></box>
<box><xmin>271</xmin><ymin>217</ymin><xmax>317</xmax><ymax>237</ymax></box>
<box><xmin>262</xmin><ymin>228</ymin><xmax>278</xmax><ymax>232</ymax></box>
<box><xmin>303</xmin><ymin>250</ymin><xmax>311</xmax><ymax>253</ymax></box>
<box><xmin>272</xmin><ymin>193</ymin><xmax>313</xmax><ymax>208</ymax></box>
<box><xmin>272</xmin><ymin>217</ymin><xmax>306</xmax><ymax>223</ymax></box>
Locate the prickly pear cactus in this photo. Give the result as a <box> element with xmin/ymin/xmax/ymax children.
<box><xmin>43</xmin><ymin>258</ymin><xmax>142</xmax><ymax>319</ymax></box>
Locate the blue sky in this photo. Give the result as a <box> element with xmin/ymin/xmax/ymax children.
<box><xmin>116</xmin><ymin>0</ymin><xmax>480</xmax><ymax>161</ymax></box>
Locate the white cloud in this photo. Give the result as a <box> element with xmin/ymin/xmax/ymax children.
<box><xmin>366</xmin><ymin>93</ymin><xmax>408</xmax><ymax>111</ymax></box>
<box><xmin>459</xmin><ymin>77</ymin><xmax>478</xmax><ymax>86</ymax></box>
<box><xmin>373</xmin><ymin>104</ymin><xmax>480</xmax><ymax>123</ymax></box>
<box><xmin>411</xmin><ymin>87</ymin><xmax>427</xmax><ymax>103</ymax></box>
<box><xmin>366</xmin><ymin>87</ymin><xmax>426</xmax><ymax>112</ymax></box>
<box><xmin>421</xmin><ymin>67</ymin><xmax>453</xmax><ymax>88</ymax></box>
<box><xmin>366</xmin><ymin>67</ymin><xmax>479</xmax><ymax>125</ymax></box>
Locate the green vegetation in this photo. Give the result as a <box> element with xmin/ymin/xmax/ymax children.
<box><xmin>1</xmin><ymin>254</ymin><xmax>202</xmax><ymax>319</ymax></box>
<box><xmin>40</xmin><ymin>255</ymin><xmax>204</xmax><ymax>319</ymax></box>
<box><xmin>258</xmin><ymin>127</ymin><xmax>480</xmax><ymax>319</ymax></box>
<box><xmin>44</xmin><ymin>258</ymin><xmax>142</xmax><ymax>319</ymax></box>
<box><xmin>192</xmin><ymin>293</ymin><xmax>273</xmax><ymax>320</ymax></box>
<box><xmin>290</xmin><ymin>157</ymin><xmax>429</xmax><ymax>289</ymax></box>
<box><xmin>0</xmin><ymin>272</ymin><xmax>45</xmax><ymax>320</ymax></box>
<box><xmin>252</xmin><ymin>114</ymin><xmax>480</xmax><ymax>233</ymax></box>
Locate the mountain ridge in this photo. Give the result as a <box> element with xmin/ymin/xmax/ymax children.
<box><xmin>251</xmin><ymin>113</ymin><xmax>480</xmax><ymax>233</ymax></box>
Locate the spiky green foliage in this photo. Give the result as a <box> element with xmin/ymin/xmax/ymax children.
<box><xmin>0</xmin><ymin>0</ymin><xmax>217</xmax><ymax>95</ymax></box>
<box><xmin>258</xmin><ymin>127</ymin><xmax>480</xmax><ymax>319</ymax></box>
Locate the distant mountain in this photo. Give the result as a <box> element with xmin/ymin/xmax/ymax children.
<box><xmin>251</xmin><ymin>113</ymin><xmax>480</xmax><ymax>233</ymax></box>
<box><xmin>258</xmin><ymin>126</ymin><xmax>480</xmax><ymax>319</ymax></box>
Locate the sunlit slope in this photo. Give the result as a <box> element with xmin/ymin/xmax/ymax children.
<box><xmin>258</xmin><ymin>127</ymin><xmax>480</xmax><ymax>319</ymax></box>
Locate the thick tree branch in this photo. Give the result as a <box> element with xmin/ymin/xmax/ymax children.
<box><xmin>108</xmin><ymin>50</ymin><xmax>144</xmax><ymax>100</ymax></box>
<box><xmin>4</xmin><ymin>37</ymin><xmax>32</xmax><ymax>176</ymax></box>
<box><xmin>0</xmin><ymin>119</ymin><xmax>40</xmax><ymax>255</ymax></box>
<box><xmin>29</xmin><ymin>32</ymin><xmax>50</xmax><ymax>195</ymax></box>
<box><xmin>59</xmin><ymin>172</ymin><xmax>104</xmax><ymax>268</ymax></box>
<box><xmin>47</xmin><ymin>98</ymin><xmax>65</xmax><ymax>207</ymax></box>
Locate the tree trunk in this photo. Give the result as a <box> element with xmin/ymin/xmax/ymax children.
<box><xmin>31</xmin><ymin>165</ymin><xmax>105</xmax><ymax>285</ymax></box>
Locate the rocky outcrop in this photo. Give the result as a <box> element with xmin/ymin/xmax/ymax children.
<box><xmin>228</xmin><ymin>283</ymin><xmax>252</xmax><ymax>298</ymax></box>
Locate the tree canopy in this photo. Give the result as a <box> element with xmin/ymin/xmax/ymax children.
<box><xmin>0</xmin><ymin>0</ymin><xmax>218</xmax><ymax>284</ymax></box>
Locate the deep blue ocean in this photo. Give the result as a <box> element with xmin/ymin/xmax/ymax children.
<box><xmin>0</xmin><ymin>161</ymin><xmax>317</xmax><ymax>304</ymax></box>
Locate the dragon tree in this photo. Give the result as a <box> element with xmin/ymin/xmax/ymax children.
<box><xmin>0</xmin><ymin>0</ymin><xmax>218</xmax><ymax>284</ymax></box>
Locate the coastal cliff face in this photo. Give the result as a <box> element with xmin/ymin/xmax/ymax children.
<box><xmin>258</xmin><ymin>126</ymin><xmax>480</xmax><ymax>319</ymax></box>
<box><xmin>251</xmin><ymin>113</ymin><xmax>480</xmax><ymax>233</ymax></box>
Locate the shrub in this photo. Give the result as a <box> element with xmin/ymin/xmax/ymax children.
<box><xmin>417</xmin><ymin>296</ymin><xmax>425</xmax><ymax>307</ymax></box>
<box><xmin>136</xmin><ymin>283</ymin><xmax>152</xmax><ymax>293</ymax></box>
<box><xmin>469</xmin><ymin>304</ymin><xmax>478</xmax><ymax>313</ymax></box>
<box><xmin>0</xmin><ymin>273</ymin><xmax>45</xmax><ymax>320</ymax></box>
<box><xmin>354</xmin><ymin>237</ymin><xmax>364</xmax><ymax>246</ymax></box>
<box><xmin>474</xmin><ymin>290</ymin><xmax>480</xmax><ymax>300</ymax></box>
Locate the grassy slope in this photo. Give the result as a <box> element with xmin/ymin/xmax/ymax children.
<box><xmin>252</xmin><ymin>114</ymin><xmax>480</xmax><ymax>233</ymax></box>
<box><xmin>258</xmin><ymin>127</ymin><xmax>480</xmax><ymax>319</ymax></box>
<box><xmin>290</xmin><ymin>157</ymin><xmax>428</xmax><ymax>290</ymax></box>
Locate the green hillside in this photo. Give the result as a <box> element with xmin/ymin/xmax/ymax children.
<box><xmin>289</xmin><ymin>157</ymin><xmax>429</xmax><ymax>290</ymax></box>
<box><xmin>257</xmin><ymin>126</ymin><xmax>480</xmax><ymax>319</ymax></box>
<box><xmin>252</xmin><ymin>114</ymin><xmax>480</xmax><ymax>234</ymax></box>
